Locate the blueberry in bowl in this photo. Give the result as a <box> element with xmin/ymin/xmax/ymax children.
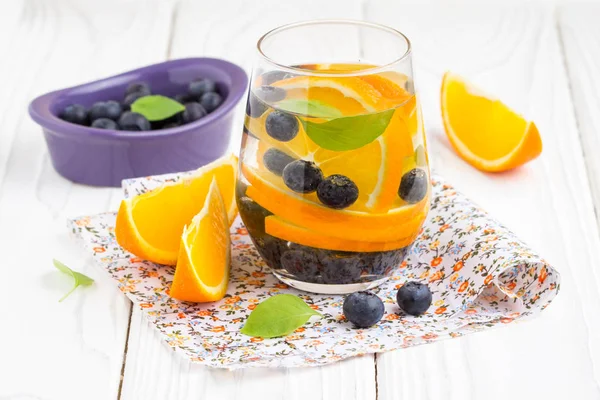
<box><xmin>28</xmin><ymin>58</ymin><xmax>248</xmax><ymax>187</ymax></box>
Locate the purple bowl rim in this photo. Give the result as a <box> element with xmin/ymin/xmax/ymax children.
<box><xmin>28</xmin><ymin>57</ymin><xmax>248</xmax><ymax>140</ymax></box>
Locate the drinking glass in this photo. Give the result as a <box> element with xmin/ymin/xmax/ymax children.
<box><xmin>236</xmin><ymin>20</ymin><xmax>430</xmax><ymax>294</ymax></box>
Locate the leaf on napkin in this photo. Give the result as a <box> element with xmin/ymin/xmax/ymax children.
<box><xmin>131</xmin><ymin>95</ymin><xmax>185</xmax><ymax>121</ymax></box>
<box><xmin>240</xmin><ymin>294</ymin><xmax>322</xmax><ymax>338</ymax></box>
<box><xmin>53</xmin><ymin>259</ymin><xmax>94</xmax><ymax>302</ymax></box>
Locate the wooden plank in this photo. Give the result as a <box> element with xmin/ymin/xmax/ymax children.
<box><xmin>118</xmin><ymin>1</ymin><xmax>377</xmax><ymax>399</ymax></box>
<box><xmin>366</xmin><ymin>2</ymin><xmax>600</xmax><ymax>399</ymax></box>
<box><xmin>0</xmin><ymin>1</ymin><xmax>174</xmax><ymax>399</ymax></box>
<box><xmin>559</xmin><ymin>3</ymin><xmax>600</xmax><ymax>231</ymax></box>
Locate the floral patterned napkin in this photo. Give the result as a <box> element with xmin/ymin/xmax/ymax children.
<box><xmin>68</xmin><ymin>173</ymin><xmax>560</xmax><ymax>369</ymax></box>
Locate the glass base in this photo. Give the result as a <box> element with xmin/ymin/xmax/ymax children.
<box><xmin>273</xmin><ymin>271</ymin><xmax>390</xmax><ymax>295</ymax></box>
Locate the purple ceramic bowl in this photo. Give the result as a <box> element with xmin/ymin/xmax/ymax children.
<box><xmin>29</xmin><ymin>58</ymin><xmax>248</xmax><ymax>187</ymax></box>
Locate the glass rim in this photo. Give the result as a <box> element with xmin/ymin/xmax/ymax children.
<box><xmin>256</xmin><ymin>19</ymin><xmax>412</xmax><ymax>77</ymax></box>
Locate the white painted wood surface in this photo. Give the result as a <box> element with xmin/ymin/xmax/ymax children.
<box><xmin>2</xmin><ymin>1</ymin><xmax>600</xmax><ymax>399</ymax></box>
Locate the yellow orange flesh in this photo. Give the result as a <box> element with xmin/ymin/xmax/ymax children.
<box><xmin>441</xmin><ymin>72</ymin><xmax>542</xmax><ymax>172</ymax></box>
<box><xmin>170</xmin><ymin>178</ymin><xmax>230</xmax><ymax>302</ymax></box>
<box><xmin>116</xmin><ymin>154</ymin><xmax>237</xmax><ymax>265</ymax></box>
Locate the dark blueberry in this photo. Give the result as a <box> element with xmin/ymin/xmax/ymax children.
<box><xmin>188</xmin><ymin>78</ymin><xmax>216</xmax><ymax>97</ymax></box>
<box><xmin>60</xmin><ymin>104</ymin><xmax>88</xmax><ymax>125</ymax></box>
<box><xmin>282</xmin><ymin>160</ymin><xmax>323</xmax><ymax>193</ymax></box>
<box><xmin>265</xmin><ymin>111</ymin><xmax>299</xmax><ymax>142</ymax></box>
<box><xmin>255</xmin><ymin>85</ymin><xmax>287</xmax><ymax>103</ymax></box>
<box><xmin>174</xmin><ymin>93</ymin><xmax>193</xmax><ymax>104</ymax></box>
<box><xmin>252</xmin><ymin>235</ymin><xmax>288</xmax><ymax>269</ymax></box>
<box><xmin>280</xmin><ymin>249</ymin><xmax>322</xmax><ymax>283</ymax></box>
<box><xmin>246</xmin><ymin>94</ymin><xmax>268</xmax><ymax>118</ymax></box>
<box><xmin>89</xmin><ymin>100</ymin><xmax>122</xmax><ymax>121</ymax></box>
<box><xmin>396</xmin><ymin>281</ymin><xmax>432</xmax><ymax>316</ymax></box>
<box><xmin>91</xmin><ymin>118</ymin><xmax>118</xmax><ymax>130</ymax></box>
<box><xmin>118</xmin><ymin>111</ymin><xmax>151</xmax><ymax>131</ymax></box>
<box><xmin>182</xmin><ymin>103</ymin><xmax>207</xmax><ymax>123</ymax></box>
<box><xmin>343</xmin><ymin>291</ymin><xmax>385</xmax><ymax>328</ymax></box>
<box><xmin>398</xmin><ymin>168</ymin><xmax>428</xmax><ymax>204</ymax></box>
<box><xmin>238</xmin><ymin>196</ymin><xmax>272</xmax><ymax>235</ymax></box>
<box><xmin>361</xmin><ymin>248</ymin><xmax>408</xmax><ymax>276</ymax></box>
<box><xmin>263</xmin><ymin>148</ymin><xmax>295</xmax><ymax>176</ymax></box>
<box><xmin>261</xmin><ymin>70</ymin><xmax>293</xmax><ymax>85</ymax></box>
<box><xmin>125</xmin><ymin>82</ymin><xmax>151</xmax><ymax>97</ymax></box>
<box><xmin>123</xmin><ymin>91</ymin><xmax>148</xmax><ymax>108</ymax></box>
<box><xmin>151</xmin><ymin>113</ymin><xmax>182</xmax><ymax>130</ymax></box>
<box><xmin>317</xmin><ymin>175</ymin><xmax>359</xmax><ymax>209</ymax></box>
<box><xmin>319</xmin><ymin>253</ymin><xmax>362</xmax><ymax>284</ymax></box>
<box><xmin>162</xmin><ymin>122</ymin><xmax>181</xmax><ymax>129</ymax></box>
<box><xmin>200</xmin><ymin>92</ymin><xmax>223</xmax><ymax>113</ymax></box>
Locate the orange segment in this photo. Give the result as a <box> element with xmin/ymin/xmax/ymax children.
<box><xmin>272</xmin><ymin>76</ymin><xmax>387</xmax><ymax>113</ymax></box>
<box><xmin>170</xmin><ymin>178</ymin><xmax>230</xmax><ymax>302</ymax></box>
<box><xmin>116</xmin><ymin>154</ymin><xmax>237</xmax><ymax>265</ymax></box>
<box><xmin>441</xmin><ymin>72</ymin><xmax>542</xmax><ymax>172</ymax></box>
<box><xmin>265</xmin><ymin>215</ymin><xmax>421</xmax><ymax>252</ymax></box>
<box><xmin>242</xmin><ymin>164</ymin><xmax>428</xmax><ymax>242</ymax></box>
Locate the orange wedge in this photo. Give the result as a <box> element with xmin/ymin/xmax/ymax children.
<box><xmin>170</xmin><ymin>178</ymin><xmax>230</xmax><ymax>302</ymax></box>
<box><xmin>116</xmin><ymin>154</ymin><xmax>237</xmax><ymax>265</ymax></box>
<box><xmin>242</xmin><ymin>164</ymin><xmax>428</xmax><ymax>242</ymax></box>
<box><xmin>441</xmin><ymin>72</ymin><xmax>542</xmax><ymax>172</ymax></box>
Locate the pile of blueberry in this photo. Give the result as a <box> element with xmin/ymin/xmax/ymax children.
<box><xmin>344</xmin><ymin>282</ymin><xmax>433</xmax><ymax>328</ymax></box>
<box><xmin>59</xmin><ymin>78</ymin><xmax>224</xmax><ymax>131</ymax></box>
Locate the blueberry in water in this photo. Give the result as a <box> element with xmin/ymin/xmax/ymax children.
<box><xmin>255</xmin><ymin>85</ymin><xmax>287</xmax><ymax>103</ymax></box>
<box><xmin>280</xmin><ymin>249</ymin><xmax>321</xmax><ymax>283</ymax></box>
<box><xmin>319</xmin><ymin>253</ymin><xmax>362</xmax><ymax>284</ymax></box>
<box><xmin>118</xmin><ymin>111</ymin><xmax>151</xmax><ymax>131</ymax></box>
<box><xmin>125</xmin><ymin>82</ymin><xmax>151</xmax><ymax>97</ymax></box>
<box><xmin>188</xmin><ymin>78</ymin><xmax>216</xmax><ymax>97</ymax></box>
<box><xmin>343</xmin><ymin>291</ymin><xmax>385</xmax><ymax>328</ymax></box>
<box><xmin>246</xmin><ymin>94</ymin><xmax>268</xmax><ymax>118</ymax></box>
<box><xmin>265</xmin><ymin>111</ymin><xmax>299</xmax><ymax>142</ymax></box>
<box><xmin>60</xmin><ymin>104</ymin><xmax>88</xmax><ymax>125</ymax></box>
<box><xmin>238</xmin><ymin>196</ymin><xmax>272</xmax><ymax>235</ymax></box>
<box><xmin>282</xmin><ymin>160</ymin><xmax>323</xmax><ymax>193</ymax></box>
<box><xmin>317</xmin><ymin>175</ymin><xmax>359</xmax><ymax>209</ymax></box>
<box><xmin>89</xmin><ymin>100</ymin><xmax>122</xmax><ymax>121</ymax></box>
<box><xmin>361</xmin><ymin>248</ymin><xmax>408</xmax><ymax>276</ymax></box>
<box><xmin>396</xmin><ymin>281</ymin><xmax>432</xmax><ymax>316</ymax></box>
<box><xmin>91</xmin><ymin>118</ymin><xmax>118</xmax><ymax>130</ymax></box>
<box><xmin>263</xmin><ymin>148</ymin><xmax>295</xmax><ymax>176</ymax></box>
<box><xmin>123</xmin><ymin>91</ymin><xmax>148</xmax><ymax>108</ymax></box>
<box><xmin>182</xmin><ymin>103</ymin><xmax>207</xmax><ymax>123</ymax></box>
<box><xmin>174</xmin><ymin>93</ymin><xmax>193</xmax><ymax>104</ymax></box>
<box><xmin>261</xmin><ymin>70</ymin><xmax>293</xmax><ymax>85</ymax></box>
<box><xmin>398</xmin><ymin>168</ymin><xmax>428</xmax><ymax>203</ymax></box>
<box><xmin>200</xmin><ymin>92</ymin><xmax>223</xmax><ymax>113</ymax></box>
<box><xmin>252</xmin><ymin>235</ymin><xmax>288</xmax><ymax>269</ymax></box>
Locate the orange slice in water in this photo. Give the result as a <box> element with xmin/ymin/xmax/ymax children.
<box><xmin>170</xmin><ymin>178</ymin><xmax>230</xmax><ymax>302</ymax></box>
<box><xmin>441</xmin><ymin>72</ymin><xmax>542</xmax><ymax>172</ymax></box>
<box><xmin>242</xmin><ymin>164</ymin><xmax>428</xmax><ymax>242</ymax></box>
<box><xmin>116</xmin><ymin>154</ymin><xmax>237</xmax><ymax>265</ymax></box>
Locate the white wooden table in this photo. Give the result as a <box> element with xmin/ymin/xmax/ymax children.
<box><xmin>2</xmin><ymin>0</ymin><xmax>600</xmax><ymax>398</ymax></box>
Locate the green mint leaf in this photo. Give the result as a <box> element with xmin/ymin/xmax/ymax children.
<box><xmin>131</xmin><ymin>95</ymin><xmax>185</xmax><ymax>121</ymax></box>
<box><xmin>276</xmin><ymin>99</ymin><xmax>343</xmax><ymax>118</ymax></box>
<box><xmin>301</xmin><ymin>109</ymin><xmax>395</xmax><ymax>151</ymax></box>
<box><xmin>53</xmin><ymin>259</ymin><xmax>94</xmax><ymax>302</ymax></box>
<box><xmin>240</xmin><ymin>294</ymin><xmax>322</xmax><ymax>338</ymax></box>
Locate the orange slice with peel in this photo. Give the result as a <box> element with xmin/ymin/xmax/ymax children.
<box><xmin>116</xmin><ymin>154</ymin><xmax>237</xmax><ymax>265</ymax></box>
<box><xmin>265</xmin><ymin>214</ymin><xmax>423</xmax><ymax>252</ymax></box>
<box><xmin>441</xmin><ymin>72</ymin><xmax>542</xmax><ymax>172</ymax></box>
<box><xmin>242</xmin><ymin>164</ymin><xmax>428</xmax><ymax>242</ymax></box>
<box><xmin>170</xmin><ymin>178</ymin><xmax>230</xmax><ymax>302</ymax></box>
<box><xmin>272</xmin><ymin>76</ymin><xmax>387</xmax><ymax>114</ymax></box>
